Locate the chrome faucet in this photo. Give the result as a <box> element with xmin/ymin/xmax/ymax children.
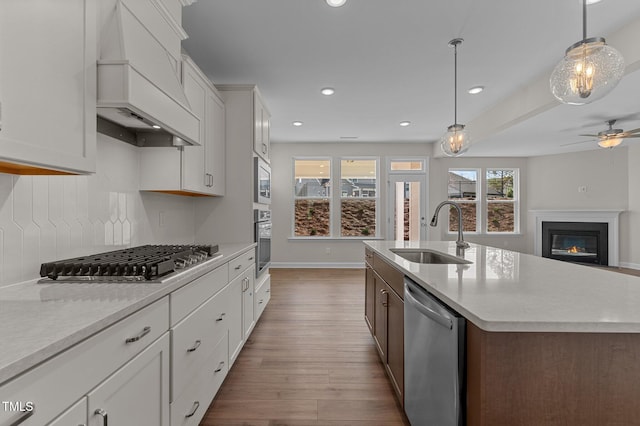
<box><xmin>430</xmin><ymin>201</ymin><xmax>470</xmax><ymax>253</ymax></box>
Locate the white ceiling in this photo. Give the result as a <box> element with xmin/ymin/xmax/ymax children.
<box><xmin>181</xmin><ymin>0</ymin><xmax>640</xmax><ymax>157</ymax></box>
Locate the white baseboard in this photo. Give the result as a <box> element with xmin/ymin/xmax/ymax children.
<box><xmin>270</xmin><ymin>262</ymin><xmax>365</xmax><ymax>269</ymax></box>
<box><xmin>618</xmin><ymin>261</ymin><xmax>640</xmax><ymax>270</ymax></box>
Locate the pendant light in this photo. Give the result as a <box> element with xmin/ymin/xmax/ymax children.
<box><xmin>440</xmin><ymin>38</ymin><xmax>471</xmax><ymax>157</ymax></box>
<box><xmin>549</xmin><ymin>0</ymin><xmax>624</xmax><ymax>105</ymax></box>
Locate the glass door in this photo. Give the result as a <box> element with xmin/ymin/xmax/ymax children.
<box><xmin>387</xmin><ymin>174</ymin><xmax>427</xmax><ymax>241</ymax></box>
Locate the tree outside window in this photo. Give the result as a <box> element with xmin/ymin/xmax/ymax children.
<box><xmin>448</xmin><ymin>169</ymin><xmax>478</xmax><ymax>232</ymax></box>
<box><xmin>486</xmin><ymin>169</ymin><xmax>516</xmax><ymax>233</ymax></box>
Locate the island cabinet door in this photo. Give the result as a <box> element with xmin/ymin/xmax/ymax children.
<box><xmin>364</xmin><ymin>265</ymin><xmax>375</xmax><ymax>333</ymax></box>
<box><xmin>373</xmin><ymin>272</ymin><xmax>388</xmax><ymax>361</ymax></box>
<box><xmin>386</xmin><ymin>286</ymin><xmax>404</xmax><ymax>406</ymax></box>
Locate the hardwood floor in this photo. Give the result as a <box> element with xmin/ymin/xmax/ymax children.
<box><xmin>200</xmin><ymin>268</ymin><xmax>410</xmax><ymax>426</ymax></box>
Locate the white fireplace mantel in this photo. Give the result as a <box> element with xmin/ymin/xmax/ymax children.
<box><xmin>530</xmin><ymin>210</ymin><xmax>623</xmax><ymax>267</ymax></box>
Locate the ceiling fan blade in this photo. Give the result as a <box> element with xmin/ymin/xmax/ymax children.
<box><xmin>623</xmin><ymin>127</ymin><xmax>640</xmax><ymax>135</ymax></box>
<box><xmin>561</xmin><ymin>140</ymin><xmax>595</xmax><ymax>147</ymax></box>
<box><xmin>621</xmin><ymin>134</ymin><xmax>640</xmax><ymax>139</ymax></box>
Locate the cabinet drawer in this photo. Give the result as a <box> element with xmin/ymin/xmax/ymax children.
<box><xmin>228</xmin><ymin>249</ymin><xmax>256</xmax><ymax>281</ymax></box>
<box><xmin>171</xmin><ymin>286</ymin><xmax>229</xmax><ymax>401</ymax></box>
<box><xmin>0</xmin><ymin>297</ymin><xmax>169</xmax><ymax>426</ymax></box>
<box><xmin>171</xmin><ymin>264</ymin><xmax>229</xmax><ymax>326</ymax></box>
<box><xmin>254</xmin><ymin>274</ymin><xmax>271</xmax><ymax>321</ymax></box>
<box><xmin>373</xmin><ymin>253</ymin><xmax>404</xmax><ymax>299</ymax></box>
<box><xmin>170</xmin><ymin>334</ymin><xmax>229</xmax><ymax>426</ymax></box>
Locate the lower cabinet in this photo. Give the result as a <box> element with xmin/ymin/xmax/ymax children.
<box><xmin>365</xmin><ymin>250</ymin><xmax>405</xmax><ymax>406</ymax></box>
<box><xmin>228</xmin><ymin>264</ymin><xmax>256</xmax><ymax>365</ymax></box>
<box><xmin>88</xmin><ymin>333</ymin><xmax>170</xmax><ymax>426</ymax></box>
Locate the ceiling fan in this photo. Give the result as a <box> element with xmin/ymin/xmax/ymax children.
<box><xmin>563</xmin><ymin>119</ymin><xmax>640</xmax><ymax>148</ymax></box>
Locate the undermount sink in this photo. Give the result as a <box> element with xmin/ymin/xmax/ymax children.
<box><xmin>390</xmin><ymin>248</ymin><xmax>471</xmax><ymax>265</ymax></box>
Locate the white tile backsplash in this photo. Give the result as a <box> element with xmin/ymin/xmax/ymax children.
<box><xmin>0</xmin><ymin>134</ymin><xmax>197</xmax><ymax>286</ymax></box>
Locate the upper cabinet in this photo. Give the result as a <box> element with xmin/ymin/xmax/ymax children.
<box><xmin>139</xmin><ymin>56</ymin><xmax>225</xmax><ymax>197</ymax></box>
<box><xmin>253</xmin><ymin>89</ymin><xmax>271</xmax><ymax>163</ymax></box>
<box><xmin>0</xmin><ymin>0</ymin><xmax>97</xmax><ymax>175</ymax></box>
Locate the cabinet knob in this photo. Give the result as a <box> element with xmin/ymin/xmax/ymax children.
<box><xmin>94</xmin><ymin>408</ymin><xmax>108</xmax><ymax>426</ymax></box>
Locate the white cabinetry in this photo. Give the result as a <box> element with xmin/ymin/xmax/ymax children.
<box><xmin>139</xmin><ymin>56</ymin><xmax>225</xmax><ymax>196</ymax></box>
<box><xmin>227</xmin><ymin>261</ymin><xmax>256</xmax><ymax>365</ymax></box>
<box><xmin>253</xmin><ymin>90</ymin><xmax>271</xmax><ymax>163</ymax></box>
<box><xmin>0</xmin><ymin>297</ymin><xmax>169</xmax><ymax>426</ymax></box>
<box><xmin>0</xmin><ymin>0</ymin><xmax>96</xmax><ymax>175</ymax></box>
<box><xmin>49</xmin><ymin>398</ymin><xmax>87</xmax><ymax>426</ymax></box>
<box><xmin>87</xmin><ymin>333</ymin><xmax>170</xmax><ymax>426</ymax></box>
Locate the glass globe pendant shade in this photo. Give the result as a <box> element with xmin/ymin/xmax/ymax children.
<box><xmin>440</xmin><ymin>124</ymin><xmax>471</xmax><ymax>157</ymax></box>
<box><xmin>597</xmin><ymin>137</ymin><xmax>623</xmax><ymax>148</ymax></box>
<box><xmin>550</xmin><ymin>37</ymin><xmax>625</xmax><ymax>105</ymax></box>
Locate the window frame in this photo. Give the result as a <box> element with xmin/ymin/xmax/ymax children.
<box><xmin>485</xmin><ymin>168</ymin><xmax>519</xmax><ymax>234</ymax></box>
<box><xmin>447</xmin><ymin>168</ymin><xmax>481</xmax><ymax>234</ymax></box>
<box><xmin>291</xmin><ymin>156</ymin><xmax>380</xmax><ymax>239</ymax></box>
<box><xmin>291</xmin><ymin>156</ymin><xmax>333</xmax><ymax>238</ymax></box>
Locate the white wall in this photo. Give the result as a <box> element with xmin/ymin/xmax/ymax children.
<box><xmin>428</xmin><ymin>156</ymin><xmax>530</xmax><ymax>253</ymax></box>
<box><xmin>626</xmin><ymin>145</ymin><xmax>640</xmax><ymax>269</ymax></box>
<box><xmin>526</xmin><ymin>147</ymin><xmax>630</xmax><ymax>261</ymax></box>
<box><xmin>0</xmin><ymin>134</ymin><xmax>196</xmax><ymax>286</ymax></box>
<box><xmin>270</xmin><ymin>142</ymin><xmax>431</xmax><ymax>266</ymax></box>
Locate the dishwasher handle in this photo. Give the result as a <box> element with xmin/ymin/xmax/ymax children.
<box><xmin>404</xmin><ymin>283</ymin><xmax>453</xmax><ymax>330</ymax></box>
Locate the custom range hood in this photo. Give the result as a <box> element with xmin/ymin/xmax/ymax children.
<box><xmin>97</xmin><ymin>0</ymin><xmax>200</xmax><ymax>147</ymax></box>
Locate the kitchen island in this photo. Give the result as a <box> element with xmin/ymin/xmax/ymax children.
<box><xmin>365</xmin><ymin>240</ymin><xmax>640</xmax><ymax>426</ymax></box>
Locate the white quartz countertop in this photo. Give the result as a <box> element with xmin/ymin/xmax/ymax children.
<box><xmin>365</xmin><ymin>240</ymin><xmax>640</xmax><ymax>333</ymax></box>
<box><xmin>0</xmin><ymin>242</ymin><xmax>255</xmax><ymax>386</ymax></box>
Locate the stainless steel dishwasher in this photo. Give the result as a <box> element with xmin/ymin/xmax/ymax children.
<box><xmin>404</xmin><ymin>277</ymin><xmax>465</xmax><ymax>426</ymax></box>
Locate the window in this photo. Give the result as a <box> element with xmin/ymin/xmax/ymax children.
<box><xmin>486</xmin><ymin>169</ymin><xmax>517</xmax><ymax>233</ymax></box>
<box><xmin>293</xmin><ymin>157</ymin><xmax>379</xmax><ymax>238</ymax></box>
<box><xmin>294</xmin><ymin>159</ymin><xmax>331</xmax><ymax>237</ymax></box>
<box><xmin>340</xmin><ymin>159</ymin><xmax>377</xmax><ymax>237</ymax></box>
<box><xmin>447</xmin><ymin>167</ymin><xmax>519</xmax><ymax>234</ymax></box>
<box><xmin>448</xmin><ymin>169</ymin><xmax>478</xmax><ymax>232</ymax></box>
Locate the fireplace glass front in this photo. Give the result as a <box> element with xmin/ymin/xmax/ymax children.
<box><xmin>542</xmin><ymin>221</ymin><xmax>608</xmax><ymax>265</ymax></box>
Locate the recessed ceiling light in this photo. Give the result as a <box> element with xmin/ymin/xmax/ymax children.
<box><xmin>326</xmin><ymin>0</ymin><xmax>346</xmax><ymax>7</ymax></box>
<box><xmin>321</xmin><ymin>87</ymin><xmax>335</xmax><ymax>96</ymax></box>
<box><xmin>468</xmin><ymin>86</ymin><xmax>484</xmax><ymax>94</ymax></box>
<box><xmin>586</xmin><ymin>0</ymin><xmax>602</xmax><ymax>4</ymax></box>
<box><xmin>399</xmin><ymin>121</ymin><xmax>411</xmax><ymax>127</ymax></box>
<box><xmin>292</xmin><ymin>121</ymin><xmax>303</xmax><ymax>127</ymax></box>
<box><xmin>152</xmin><ymin>124</ymin><xmax>161</xmax><ymax>129</ymax></box>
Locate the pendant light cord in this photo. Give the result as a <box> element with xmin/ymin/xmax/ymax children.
<box><xmin>454</xmin><ymin>42</ymin><xmax>458</xmax><ymax>125</ymax></box>
<box><xmin>582</xmin><ymin>0</ymin><xmax>587</xmax><ymax>40</ymax></box>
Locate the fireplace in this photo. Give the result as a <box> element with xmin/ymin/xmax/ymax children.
<box><xmin>542</xmin><ymin>221</ymin><xmax>608</xmax><ymax>265</ymax></box>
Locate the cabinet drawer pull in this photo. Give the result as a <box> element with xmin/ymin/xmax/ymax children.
<box><xmin>94</xmin><ymin>408</ymin><xmax>108</xmax><ymax>426</ymax></box>
<box><xmin>187</xmin><ymin>340</ymin><xmax>201</xmax><ymax>353</ymax></box>
<box><xmin>234</xmin><ymin>265</ymin><xmax>242</xmax><ymax>270</ymax></box>
<box><xmin>125</xmin><ymin>326</ymin><xmax>151</xmax><ymax>344</ymax></box>
<box><xmin>214</xmin><ymin>361</ymin><xmax>225</xmax><ymax>373</ymax></box>
<box><xmin>262</xmin><ymin>142</ymin><xmax>267</xmax><ymax>154</ymax></box>
<box><xmin>248</xmin><ymin>256</ymin><xmax>254</xmax><ymax>261</ymax></box>
<box><xmin>266</xmin><ymin>289</ymin><xmax>270</xmax><ymax>293</ymax></box>
<box><xmin>258</xmin><ymin>299</ymin><xmax>264</xmax><ymax>305</ymax></box>
<box><xmin>7</xmin><ymin>406</ymin><xmax>35</xmax><ymax>426</ymax></box>
<box><xmin>216</xmin><ymin>313</ymin><xmax>226</xmax><ymax>322</ymax></box>
<box><xmin>185</xmin><ymin>401</ymin><xmax>200</xmax><ymax>418</ymax></box>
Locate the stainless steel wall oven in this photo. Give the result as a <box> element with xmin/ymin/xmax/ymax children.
<box><xmin>254</xmin><ymin>209</ymin><xmax>271</xmax><ymax>277</ymax></box>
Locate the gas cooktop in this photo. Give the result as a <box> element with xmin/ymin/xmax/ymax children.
<box><xmin>39</xmin><ymin>244</ymin><xmax>219</xmax><ymax>283</ymax></box>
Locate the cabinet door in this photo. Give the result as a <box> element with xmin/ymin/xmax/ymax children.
<box><xmin>226</xmin><ymin>274</ymin><xmax>244</xmax><ymax>366</ymax></box>
<box><xmin>88</xmin><ymin>333</ymin><xmax>170</xmax><ymax>426</ymax></box>
<box><xmin>242</xmin><ymin>267</ymin><xmax>256</xmax><ymax>340</ymax></box>
<box><xmin>48</xmin><ymin>397</ymin><xmax>87</xmax><ymax>426</ymax></box>
<box><xmin>386</xmin><ymin>286</ymin><xmax>404</xmax><ymax>406</ymax></box>
<box><xmin>373</xmin><ymin>272</ymin><xmax>387</xmax><ymax>361</ymax></box>
<box><xmin>181</xmin><ymin>60</ymin><xmax>208</xmax><ymax>194</ymax></box>
<box><xmin>253</xmin><ymin>92</ymin><xmax>270</xmax><ymax>162</ymax></box>
<box><xmin>0</xmin><ymin>0</ymin><xmax>96</xmax><ymax>175</ymax></box>
<box><xmin>365</xmin><ymin>265</ymin><xmax>375</xmax><ymax>333</ymax></box>
<box><xmin>206</xmin><ymin>89</ymin><xmax>225</xmax><ymax>195</ymax></box>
